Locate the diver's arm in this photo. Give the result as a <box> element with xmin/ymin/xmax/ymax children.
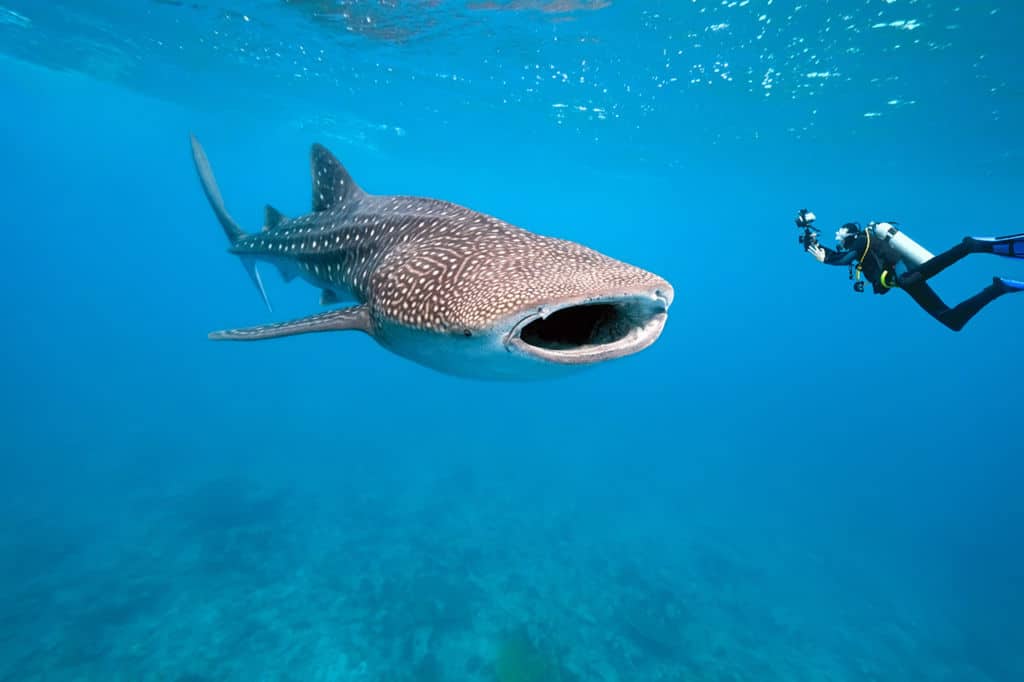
<box><xmin>823</xmin><ymin>247</ymin><xmax>857</xmax><ymax>265</ymax></box>
<box><xmin>807</xmin><ymin>243</ymin><xmax>856</xmax><ymax>266</ymax></box>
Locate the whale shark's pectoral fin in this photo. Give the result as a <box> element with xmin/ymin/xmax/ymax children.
<box><xmin>208</xmin><ymin>304</ymin><xmax>371</xmax><ymax>341</ymax></box>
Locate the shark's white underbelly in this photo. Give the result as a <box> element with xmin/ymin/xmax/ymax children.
<box><xmin>371</xmin><ymin>317</ymin><xmax>583</xmax><ymax>381</ymax></box>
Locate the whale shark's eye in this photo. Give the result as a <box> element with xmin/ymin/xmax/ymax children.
<box><xmin>463</xmin><ymin>329</ymin><xmax>472</xmax><ymax>337</ymax></box>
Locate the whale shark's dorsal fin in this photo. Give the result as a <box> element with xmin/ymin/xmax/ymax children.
<box><xmin>311</xmin><ymin>143</ymin><xmax>365</xmax><ymax>213</ymax></box>
<box><xmin>263</xmin><ymin>205</ymin><xmax>287</xmax><ymax>232</ymax></box>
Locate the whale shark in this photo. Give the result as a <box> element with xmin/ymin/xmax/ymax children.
<box><xmin>191</xmin><ymin>135</ymin><xmax>673</xmax><ymax>380</ymax></box>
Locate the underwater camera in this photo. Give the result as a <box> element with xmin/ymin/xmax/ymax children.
<box><xmin>795</xmin><ymin>208</ymin><xmax>820</xmax><ymax>248</ymax></box>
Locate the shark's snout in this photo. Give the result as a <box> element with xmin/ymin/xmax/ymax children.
<box><xmin>505</xmin><ymin>285</ymin><xmax>673</xmax><ymax>365</ymax></box>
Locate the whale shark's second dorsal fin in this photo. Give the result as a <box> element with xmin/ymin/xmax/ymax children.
<box><xmin>311</xmin><ymin>144</ymin><xmax>366</xmax><ymax>213</ymax></box>
<box><xmin>263</xmin><ymin>205</ymin><xmax>287</xmax><ymax>232</ymax></box>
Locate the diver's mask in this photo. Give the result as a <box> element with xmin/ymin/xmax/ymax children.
<box><xmin>835</xmin><ymin>223</ymin><xmax>860</xmax><ymax>250</ymax></box>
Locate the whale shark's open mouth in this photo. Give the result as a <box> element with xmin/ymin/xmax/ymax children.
<box><xmin>506</xmin><ymin>290</ymin><xmax>671</xmax><ymax>365</ymax></box>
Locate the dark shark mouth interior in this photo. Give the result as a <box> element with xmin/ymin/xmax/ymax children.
<box><xmin>510</xmin><ymin>294</ymin><xmax>669</xmax><ymax>364</ymax></box>
<box><xmin>520</xmin><ymin>303</ymin><xmax>636</xmax><ymax>349</ymax></box>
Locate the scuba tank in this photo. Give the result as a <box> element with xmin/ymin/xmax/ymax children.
<box><xmin>869</xmin><ymin>221</ymin><xmax>934</xmax><ymax>269</ymax></box>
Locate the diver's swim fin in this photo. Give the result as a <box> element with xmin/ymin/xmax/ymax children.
<box><xmin>968</xmin><ymin>233</ymin><xmax>1024</xmax><ymax>258</ymax></box>
<box><xmin>994</xmin><ymin>277</ymin><xmax>1024</xmax><ymax>294</ymax></box>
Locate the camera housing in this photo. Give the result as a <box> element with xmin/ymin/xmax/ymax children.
<box><xmin>796</xmin><ymin>208</ymin><xmax>820</xmax><ymax>247</ymax></box>
<box><xmin>795</xmin><ymin>209</ymin><xmax>816</xmax><ymax>228</ymax></box>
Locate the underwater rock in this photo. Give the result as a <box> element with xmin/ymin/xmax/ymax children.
<box><xmin>618</xmin><ymin>596</ymin><xmax>688</xmax><ymax>660</ymax></box>
<box><xmin>494</xmin><ymin>629</ymin><xmax>570</xmax><ymax>682</ymax></box>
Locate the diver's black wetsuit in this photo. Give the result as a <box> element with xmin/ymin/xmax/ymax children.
<box><xmin>819</xmin><ymin>234</ymin><xmax>1018</xmax><ymax>331</ymax></box>
<box><xmin>819</xmin><ymin>233</ymin><xmax>896</xmax><ymax>295</ymax></box>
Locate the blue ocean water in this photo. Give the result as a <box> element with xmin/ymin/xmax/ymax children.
<box><xmin>1</xmin><ymin>1</ymin><xmax>1022</xmax><ymax>680</ymax></box>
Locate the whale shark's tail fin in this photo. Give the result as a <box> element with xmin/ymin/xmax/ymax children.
<box><xmin>189</xmin><ymin>133</ymin><xmax>272</xmax><ymax>312</ymax></box>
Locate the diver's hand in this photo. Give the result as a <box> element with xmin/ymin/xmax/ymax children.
<box><xmin>807</xmin><ymin>243</ymin><xmax>826</xmax><ymax>263</ymax></box>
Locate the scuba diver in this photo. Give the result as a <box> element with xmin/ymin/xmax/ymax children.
<box><xmin>796</xmin><ymin>209</ymin><xmax>1024</xmax><ymax>331</ymax></box>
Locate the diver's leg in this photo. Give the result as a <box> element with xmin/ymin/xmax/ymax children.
<box><xmin>901</xmin><ymin>281</ymin><xmax>956</xmax><ymax>329</ymax></box>
<box><xmin>903</xmin><ymin>279</ymin><xmax>1011</xmax><ymax>332</ymax></box>
<box><xmin>899</xmin><ymin>239</ymin><xmax>983</xmax><ymax>285</ymax></box>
